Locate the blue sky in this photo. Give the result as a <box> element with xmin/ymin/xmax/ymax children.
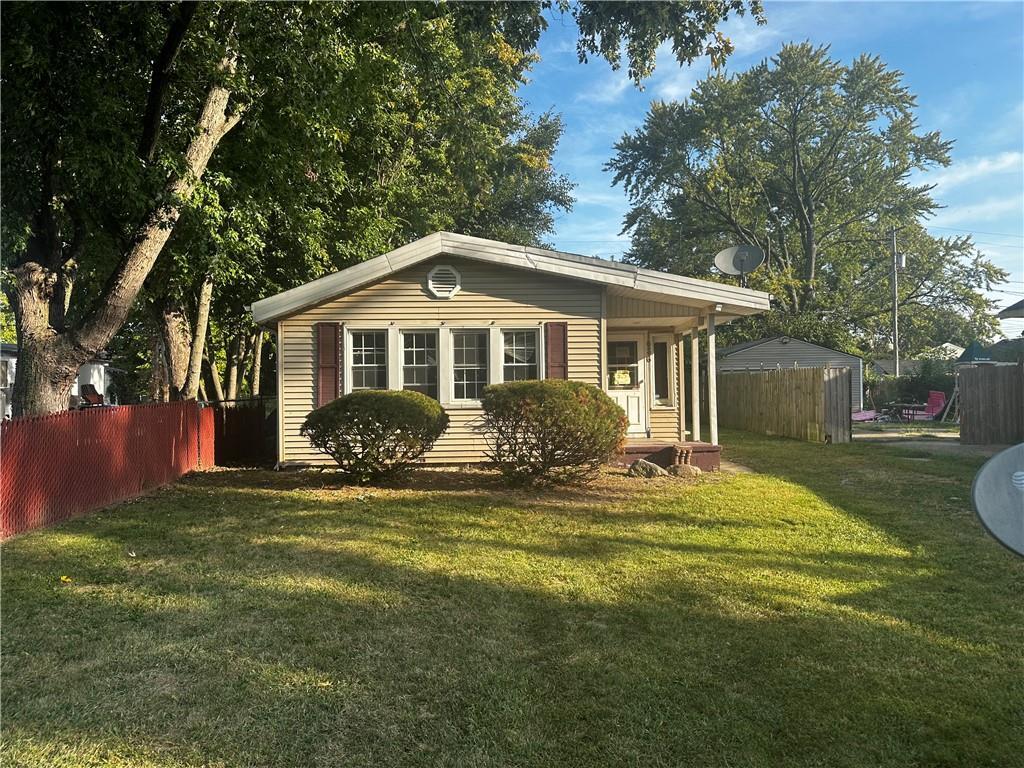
<box><xmin>518</xmin><ymin>0</ymin><xmax>1024</xmax><ymax>340</ymax></box>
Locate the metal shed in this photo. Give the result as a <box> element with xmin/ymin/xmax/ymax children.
<box><xmin>717</xmin><ymin>336</ymin><xmax>864</xmax><ymax>411</ymax></box>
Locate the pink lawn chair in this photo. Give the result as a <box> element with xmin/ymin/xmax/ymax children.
<box><xmin>851</xmin><ymin>409</ymin><xmax>878</xmax><ymax>422</ymax></box>
<box><xmin>906</xmin><ymin>391</ymin><xmax>946</xmax><ymax>421</ymax></box>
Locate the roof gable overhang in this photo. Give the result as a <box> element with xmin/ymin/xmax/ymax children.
<box><xmin>250</xmin><ymin>232</ymin><xmax>772</xmax><ymax>324</ymax></box>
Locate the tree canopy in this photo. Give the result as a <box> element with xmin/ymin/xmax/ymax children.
<box><xmin>609</xmin><ymin>43</ymin><xmax>1006</xmax><ymax>353</ymax></box>
<box><xmin>1</xmin><ymin>0</ymin><xmax>763</xmax><ymax>413</ymax></box>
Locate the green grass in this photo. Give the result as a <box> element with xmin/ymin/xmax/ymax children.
<box><xmin>3</xmin><ymin>431</ymin><xmax>1022</xmax><ymax>767</ymax></box>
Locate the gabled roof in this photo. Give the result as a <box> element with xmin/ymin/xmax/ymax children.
<box><xmin>717</xmin><ymin>335</ymin><xmax>861</xmax><ymax>360</ymax></box>
<box><xmin>998</xmin><ymin>298</ymin><xmax>1024</xmax><ymax>319</ymax></box>
<box><xmin>250</xmin><ymin>231</ymin><xmax>772</xmax><ymax>324</ymax></box>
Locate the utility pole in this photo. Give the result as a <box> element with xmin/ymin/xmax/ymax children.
<box><xmin>891</xmin><ymin>226</ymin><xmax>900</xmax><ymax>378</ymax></box>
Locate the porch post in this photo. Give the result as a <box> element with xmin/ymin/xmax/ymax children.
<box><xmin>676</xmin><ymin>334</ymin><xmax>686</xmax><ymax>441</ymax></box>
<box><xmin>707</xmin><ymin>311</ymin><xmax>719</xmax><ymax>446</ymax></box>
<box><xmin>690</xmin><ymin>327</ymin><xmax>701</xmax><ymax>442</ymax></box>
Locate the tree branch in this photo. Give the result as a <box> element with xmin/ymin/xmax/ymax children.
<box><xmin>74</xmin><ymin>46</ymin><xmax>244</xmax><ymax>356</ymax></box>
<box><xmin>138</xmin><ymin>2</ymin><xmax>200</xmax><ymax>162</ymax></box>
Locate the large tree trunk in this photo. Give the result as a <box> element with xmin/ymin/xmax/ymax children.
<box><xmin>159</xmin><ymin>300</ymin><xmax>192</xmax><ymax>399</ymax></box>
<box><xmin>225</xmin><ymin>333</ymin><xmax>243</xmax><ymax>401</ymax></box>
<box><xmin>149</xmin><ymin>332</ymin><xmax>170</xmax><ymax>402</ymax></box>
<box><xmin>204</xmin><ymin>346</ymin><xmax>225</xmax><ymax>402</ymax></box>
<box><xmin>10</xmin><ymin>337</ymin><xmax>81</xmax><ymax>417</ymax></box>
<box><xmin>10</xmin><ymin>47</ymin><xmax>244</xmax><ymax>417</ymax></box>
<box><xmin>181</xmin><ymin>275</ymin><xmax>214</xmax><ymax>399</ymax></box>
<box><xmin>7</xmin><ymin>264</ymin><xmax>88</xmax><ymax>417</ymax></box>
<box><xmin>250</xmin><ymin>328</ymin><xmax>264</xmax><ymax>397</ymax></box>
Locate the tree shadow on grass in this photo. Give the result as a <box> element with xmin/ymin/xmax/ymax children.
<box><xmin>4</xmin><ymin>468</ymin><xmax>1023</xmax><ymax>768</ymax></box>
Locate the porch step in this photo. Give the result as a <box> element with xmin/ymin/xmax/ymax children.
<box><xmin>613</xmin><ymin>441</ymin><xmax>721</xmax><ymax>472</ymax></box>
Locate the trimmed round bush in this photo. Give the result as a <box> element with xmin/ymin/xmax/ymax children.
<box><xmin>301</xmin><ymin>390</ymin><xmax>449</xmax><ymax>484</ymax></box>
<box><xmin>480</xmin><ymin>379</ymin><xmax>628</xmax><ymax>485</ymax></box>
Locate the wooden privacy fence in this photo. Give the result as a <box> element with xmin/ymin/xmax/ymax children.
<box><xmin>959</xmin><ymin>364</ymin><xmax>1024</xmax><ymax>445</ymax></box>
<box><xmin>716</xmin><ymin>366</ymin><xmax>852</xmax><ymax>443</ymax></box>
<box><xmin>211</xmin><ymin>398</ymin><xmax>276</xmax><ymax>465</ymax></box>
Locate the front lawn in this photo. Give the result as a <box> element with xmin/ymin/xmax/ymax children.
<box><xmin>2</xmin><ymin>431</ymin><xmax>1022</xmax><ymax>767</ymax></box>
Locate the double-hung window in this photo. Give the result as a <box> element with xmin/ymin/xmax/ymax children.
<box><xmin>452</xmin><ymin>330</ymin><xmax>488</xmax><ymax>400</ymax></box>
<box><xmin>350</xmin><ymin>331</ymin><xmax>387</xmax><ymax>390</ymax></box>
<box><xmin>502</xmin><ymin>330</ymin><xmax>539</xmax><ymax>381</ymax></box>
<box><xmin>402</xmin><ymin>331</ymin><xmax>439</xmax><ymax>399</ymax></box>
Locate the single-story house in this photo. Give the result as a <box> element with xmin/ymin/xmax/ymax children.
<box><xmin>0</xmin><ymin>343</ymin><xmax>113</xmax><ymax>419</ymax></box>
<box><xmin>717</xmin><ymin>336</ymin><xmax>864</xmax><ymax>411</ymax></box>
<box><xmin>251</xmin><ymin>232</ymin><xmax>771</xmax><ymax>469</ymax></box>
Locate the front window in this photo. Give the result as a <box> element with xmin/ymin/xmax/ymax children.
<box><xmin>402</xmin><ymin>331</ymin><xmax>438</xmax><ymax>399</ymax></box>
<box><xmin>453</xmin><ymin>330</ymin><xmax>488</xmax><ymax>399</ymax></box>
<box><xmin>502</xmin><ymin>330</ymin><xmax>538</xmax><ymax>381</ymax></box>
<box><xmin>351</xmin><ymin>331</ymin><xmax>387</xmax><ymax>390</ymax></box>
<box><xmin>607</xmin><ymin>340</ymin><xmax>639</xmax><ymax>389</ymax></box>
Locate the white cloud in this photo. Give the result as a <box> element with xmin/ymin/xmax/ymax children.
<box><xmin>575</xmin><ymin>69</ymin><xmax>632</xmax><ymax>105</ymax></box>
<box><xmin>647</xmin><ymin>9</ymin><xmax>784</xmax><ymax>102</ymax></box>
<box><xmin>922</xmin><ymin>151</ymin><xmax>1023</xmax><ymax>192</ymax></box>
<box><xmin>927</xmin><ymin>193</ymin><xmax>1024</xmax><ymax>227</ymax></box>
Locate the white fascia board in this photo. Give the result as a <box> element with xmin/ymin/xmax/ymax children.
<box><xmin>250</xmin><ymin>230</ymin><xmax>772</xmax><ymax>324</ymax></box>
<box><xmin>250</xmin><ymin>234</ymin><xmax>443</xmax><ymax>324</ymax></box>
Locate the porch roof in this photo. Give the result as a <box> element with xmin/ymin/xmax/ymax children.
<box><xmin>250</xmin><ymin>231</ymin><xmax>772</xmax><ymax>325</ymax></box>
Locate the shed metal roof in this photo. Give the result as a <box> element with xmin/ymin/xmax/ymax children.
<box><xmin>717</xmin><ymin>336</ymin><xmax>862</xmax><ymax>360</ymax></box>
<box><xmin>250</xmin><ymin>232</ymin><xmax>772</xmax><ymax>324</ymax></box>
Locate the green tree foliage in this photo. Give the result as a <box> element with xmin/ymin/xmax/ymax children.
<box><xmin>609</xmin><ymin>43</ymin><xmax>1006</xmax><ymax>354</ymax></box>
<box><xmin>2</xmin><ymin>0</ymin><xmax>763</xmax><ymax>414</ymax></box>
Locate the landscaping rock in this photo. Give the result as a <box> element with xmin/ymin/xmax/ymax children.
<box><xmin>668</xmin><ymin>463</ymin><xmax>703</xmax><ymax>479</ymax></box>
<box><xmin>627</xmin><ymin>459</ymin><xmax>668</xmax><ymax>478</ymax></box>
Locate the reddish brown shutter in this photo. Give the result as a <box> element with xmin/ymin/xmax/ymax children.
<box><xmin>315</xmin><ymin>323</ymin><xmax>340</xmax><ymax>407</ymax></box>
<box><xmin>544</xmin><ymin>322</ymin><xmax>568</xmax><ymax>380</ymax></box>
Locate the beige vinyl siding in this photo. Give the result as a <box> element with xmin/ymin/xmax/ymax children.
<box><xmin>607</xmin><ymin>293</ymin><xmax>699</xmax><ymax>320</ymax></box>
<box><xmin>279</xmin><ymin>257</ymin><xmax>602</xmax><ymax>465</ymax></box>
<box><xmin>649</xmin><ymin>407</ymin><xmax>680</xmax><ymax>440</ymax></box>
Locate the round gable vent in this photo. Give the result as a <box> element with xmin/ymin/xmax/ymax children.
<box><xmin>427</xmin><ymin>264</ymin><xmax>461</xmax><ymax>299</ymax></box>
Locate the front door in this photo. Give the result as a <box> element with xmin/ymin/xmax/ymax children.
<box><xmin>606</xmin><ymin>335</ymin><xmax>648</xmax><ymax>437</ymax></box>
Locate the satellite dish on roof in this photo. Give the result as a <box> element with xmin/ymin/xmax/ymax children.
<box><xmin>714</xmin><ymin>245</ymin><xmax>765</xmax><ymax>286</ymax></box>
<box><xmin>972</xmin><ymin>443</ymin><xmax>1024</xmax><ymax>557</ymax></box>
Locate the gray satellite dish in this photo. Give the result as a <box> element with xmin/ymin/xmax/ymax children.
<box><xmin>714</xmin><ymin>245</ymin><xmax>765</xmax><ymax>286</ymax></box>
<box><xmin>972</xmin><ymin>442</ymin><xmax>1024</xmax><ymax>557</ymax></box>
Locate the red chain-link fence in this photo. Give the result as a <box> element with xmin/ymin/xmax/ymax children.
<box><xmin>1</xmin><ymin>401</ymin><xmax>215</xmax><ymax>539</ymax></box>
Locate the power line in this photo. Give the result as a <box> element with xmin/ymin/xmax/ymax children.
<box><xmin>926</xmin><ymin>224</ymin><xmax>1024</xmax><ymax>239</ymax></box>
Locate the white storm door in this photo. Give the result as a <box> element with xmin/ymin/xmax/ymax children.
<box><xmin>606</xmin><ymin>335</ymin><xmax>648</xmax><ymax>437</ymax></box>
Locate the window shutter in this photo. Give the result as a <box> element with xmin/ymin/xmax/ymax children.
<box><xmin>315</xmin><ymin>322</ymin><xmax>340</xmax><ymax>407</ymax></box>
<box><xmin>544</xmin><ymin>322</ymin><xmax>568</xmax><ymax>380</ymax></box>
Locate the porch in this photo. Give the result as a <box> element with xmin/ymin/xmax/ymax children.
<box><xmin>613</xmin><ymin>439</ymin><xmax>722</xmax><ymax>472</ymax></box>
<box><xmin>603</xmin><ymin>290</ymin><xmax>735</xmax><ymax>470</ymax></box>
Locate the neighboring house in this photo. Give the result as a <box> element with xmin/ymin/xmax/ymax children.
<box><xmin>0</xmin><ymin>343</ymin><xmax>113</xmax><ymax>419</ymax></box>
<box><xmin>870</xmin><ymin>358</ymin><xmax>925</xmax><ymax>377</ymax></box>
<box><xmin>956</xmin><ymin>338</ymin><xmax>1023</xmax><ymax>366</ymax></box>
<box><xmin>716</xmin><ymin>336</ymin><xmax>864</xmax><ymax>411</ymax></box>
<box><xmin>251</xmin><ymin>231</ymin><xmax>771</xmax><ymax>467</ymax></box>
<box><xmin>871</xmin><ymin>343</ymin><xmax>965</xmax><ymax>377</ymax></box>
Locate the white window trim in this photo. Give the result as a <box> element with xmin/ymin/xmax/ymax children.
<box><xmin>499</xmin><ymin>327</ymin><xmax>545</xmax><ymax>385</ymax></box>
<box><xmin>341</xmin><ymin>321</ymin><xmax>548</xmax><ymax>409</ymax></box>
<box><xmin>344</xmin><ymin>327</ymin><xmax>389</xmax><ymax>393</ymax></box>
<box><xmin>398</xmin><ymin>327</ymin><xmax>441</xmax><ymax>398</ymax></box>
<box><xmin>447</xmin><ymin>327</ymin><xmax>491</xmax><ymax>405</ymax></box>
<box><xmin>649</xmin><ymin>332</ymin><xmax>676</xmax><ymax>408</ymax></box>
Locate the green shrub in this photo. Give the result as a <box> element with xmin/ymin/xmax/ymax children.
<box><xmin>480</xmin><ymin>379</ymin><xmax>627</xmax><ymax>485</ymax></box>
<box><xmin>301</xmin><ymin>390</ymin><xmax>449</xmax><ymax>484</ymax></box>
